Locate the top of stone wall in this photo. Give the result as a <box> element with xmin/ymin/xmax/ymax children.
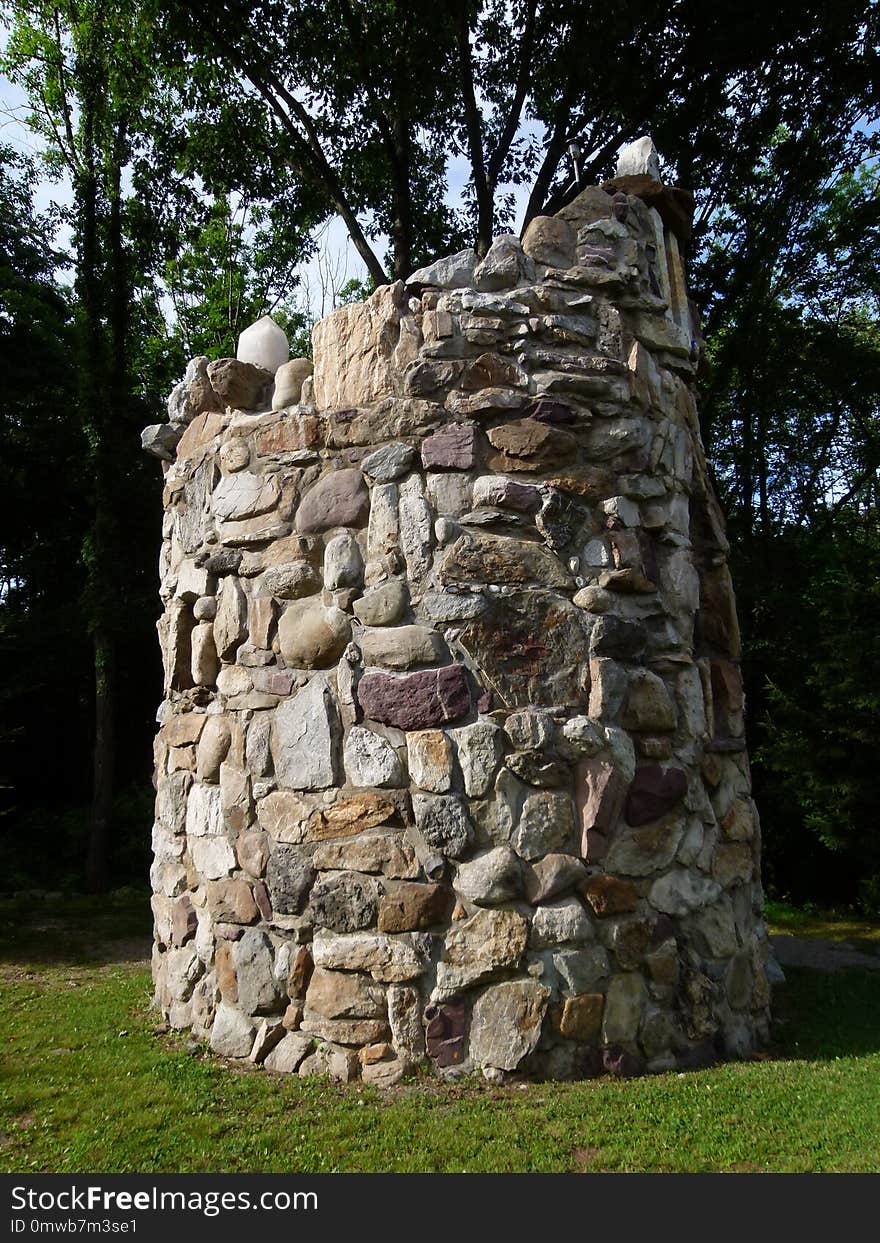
<box><xmin>143</xmin><ymin>142</ymin><xmax>697</xmax><ymax>463</ymax></box>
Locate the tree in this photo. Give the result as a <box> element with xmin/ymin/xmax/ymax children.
<box><xmin>161</xmin><ymin>194</ymin><xmax>311</xmax><ymax>362</ymax></box>
<box><xmin>160</xmin><ymin>0</ymin><xmax>879</xmax><ymax>274</ymax></box>
<box><xmin>751</xmin><ymin>516</ymin><xmax>880</xmax><ymax>911</ymax></box>
<box><xmin>3</xmin><ymin>0</ymin><xmax>172</xmax><ymax>888</ymax></box>
<box><xmin>2</xmin><ymin>0</ymin><xmax>318</xmax><ymax>889</ymax></box>
<box><xmin>0</xmin><ymin>144</ymin><xmax>83</xmax><ymax>850</ymax></box>
<box><xmin>698</xmin><ymin>150</ymin><xmax>880</xmax><ymax>911</ymax></box>
<box><xmin>158</xmin><ymin>0</ymin><xmax>462</xmax><ymax>283</ymax></box>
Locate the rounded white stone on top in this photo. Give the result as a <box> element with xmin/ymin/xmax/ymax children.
<box><xmin>236</xmin><ymin>314</ymin><xmax>289</xmax><ymax>374</ymax></box>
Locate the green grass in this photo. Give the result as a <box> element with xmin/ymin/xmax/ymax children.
<box><xmin>1</xmin><ymin>891</ymin><xmax>879</xmax><ymax>1173</ymax></box>
<box><xmin>0</xmin><ymin>888</ymin><xmax>153</xmax><ymax>963</ymax></box>
<box><xmin>765</xmin><ymin>899</ymin><xmax>880</xmax><ymax>948</ymax></box>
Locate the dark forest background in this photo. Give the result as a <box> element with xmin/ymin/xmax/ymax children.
<box><xmin>1</xmin><ymin>0</ymin><xmax>878</xmax><ymax>909</ymax></box>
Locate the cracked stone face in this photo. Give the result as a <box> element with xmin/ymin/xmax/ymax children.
<box><xmin>457</xmin><ymin>592</ymin><xmax>591</xmax><ymax>708</ymax></box>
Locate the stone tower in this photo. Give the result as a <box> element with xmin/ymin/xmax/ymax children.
<box><xmin>145</xmin><ymin>141</ymin><xmax>771</xmax><ymax>1084</ymax></box>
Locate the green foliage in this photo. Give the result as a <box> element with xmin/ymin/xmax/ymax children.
<box><xmin>156</xmin><ymin>0</ymin><xmax>465</xmax><ymax>280</ymax></box>
<box><xmin>0</xmin><ymin>145</ymin><xmax>79</xmax><ymax>590</ymax></box>
<box><xmin>0</xmin><ymin>145</ymin><xmax>87</xmax><ymax>837</ymax></box>
<box><xmin>2</xmin><ymin>0</ymin><xmax>172</xmax><ymax>888</ymax></box>
<box><xmin>160</xmin><ymin>194</ymin><xmax>311</xmax><ymax>361</ymax></box>
<box><xmin>1</xmin><ymin>0</ymin><xmax>314</xmax><ymax>889</ymax></box>
<box><xmin>336</xmin><ymin>276</ymin><xmax>377</xmax><ymax>306</ymax></box>
<box><xmin>696</xmin><ymin>144</ymin><xmax>880</xmax><ymax>912</ymax></box>
<box><xmin>749</xmin><ymin>522</ymin><xmax>880</xmax><ymax>913</ymax></box>
<box><xmin>155</xmin><ymin>0</ymin><xmax>880</xmax><ymax>272</ymax></box>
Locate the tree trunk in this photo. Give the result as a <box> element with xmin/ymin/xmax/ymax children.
<box><xmin>390</xmin><ymin>112</ymin><xmax>412</xmax><ymax>280</ymax></box>
<box><xmin>454</xmin><ymin>5</ymin><xmax>493</xmax><ymax>256</ymax></box>
<box><xmin>85</xmin><ymin>127</ymin><xmax>129</xmax><ymax>893</ymax></box>
<box><xmin>85</xmin><ymin>629</ymin><xmax>115</xmax><ymax>892</ymax></box>
<box><xmin>78</xmin><ymin>37</ymin><xmax>119</xmax><ymax>893</ymax></box>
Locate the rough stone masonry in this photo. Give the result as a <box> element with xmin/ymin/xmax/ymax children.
<box><xmin>143</xmin><ymin>138</ymin><xmax>772</xmax><ymax>1085</ymax></box>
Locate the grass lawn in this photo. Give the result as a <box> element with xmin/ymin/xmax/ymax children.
<box><xmin>764</xmin><ymin>899</ymin><xmax>880</xmax><ymax>948</ymax></box>
<box><xmin>1</xmin><ymin>890</ymin><xmax>879</xmax><ymax>1173</ymax></box>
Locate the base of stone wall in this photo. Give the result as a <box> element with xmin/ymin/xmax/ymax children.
<box><xmin>158</xmin><ymin>1001</ymin><xmax>770</xmax><ymax>1088</ymax></box>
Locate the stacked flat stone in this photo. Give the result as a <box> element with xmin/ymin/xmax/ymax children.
<box><xmin>147</xmin><ymin>169</ymin><xmax>770</xmax><ymax>1085</ymax></box>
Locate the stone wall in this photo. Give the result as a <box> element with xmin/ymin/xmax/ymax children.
<box><xmin>145</xmin><ymin>159</ymin><xmax>771</xmax><ymax>1085</ymax></box>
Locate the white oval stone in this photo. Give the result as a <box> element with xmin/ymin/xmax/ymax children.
<box><xmin>236</xmin><ymin>315</ymin><xmax>289</xmax><ymax>374</ymax></box>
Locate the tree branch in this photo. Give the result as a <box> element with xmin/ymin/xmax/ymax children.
<box><xmin>453</xmin><ymin>2</ymin><xmax>493</xmax><ymax>254</ymax></box>
<box><xmin>51</xmin><ymin>8</ymin><xmax>83</xmax><ymax>175</ymax></box>
<box><xmin>485</xmin><ymin>0</ymin><xmax>537</xmax><ymax>193</ymax></box>
<box><xmin>176</xmin><ymin>0</ymin><xmax>389</xmax><ymax>287</ymax></box>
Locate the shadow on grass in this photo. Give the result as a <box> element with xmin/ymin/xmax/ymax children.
<box><xmin>0</xmin><ymin>888</ymin><xmax>152</xmax><ymax>967</ymax></box>
<box><xmin>768</xmin><ymin>965</ymin><xmax>880</xmax><ymax>1061</ymax></box>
